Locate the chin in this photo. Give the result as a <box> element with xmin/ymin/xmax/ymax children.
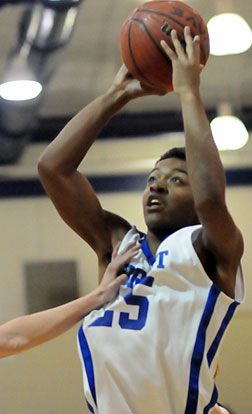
<box><xmin>145</xmin><ymin>216</ymin><xmax>173</xmax><ymax>237</ymax></box>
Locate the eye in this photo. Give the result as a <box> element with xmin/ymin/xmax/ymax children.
<box><xmin>170</xmin><ymin>176</ymin><xmax>183</xmax><ymax>184</ymax></box>
<box><xmin>147</xmin><ymin>176</ymin><xmax>156</xmax><ymax>184</ymax></box>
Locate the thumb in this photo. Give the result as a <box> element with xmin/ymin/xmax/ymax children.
<box><xmin>114</xmin><ymin>273</ymin><xmax>128</xmax><ymax>286</ymax></box>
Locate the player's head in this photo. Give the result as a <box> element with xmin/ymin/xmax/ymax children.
<box><xmin>157</xmin><ymin>147</ymin><xmax>186</xmax><ymax>163</ymax></box>
<box><xmin>142</xmin><ymin>147</ymin><xmax>199</xmax><ymax>238</ymax></box>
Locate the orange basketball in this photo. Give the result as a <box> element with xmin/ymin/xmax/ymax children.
<box><xmin>120</xmin><ymin>0</ymin><xmax>209</xmax><ymax>91</ymax></box>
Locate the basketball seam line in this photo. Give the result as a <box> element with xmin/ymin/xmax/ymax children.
<box><xmin>129</xmin><ymin>17</ymin><xmax>173</xmax><ymax>88</ymax></box>
<box><xmin>134</xmin><ymin>17</ymin><xmax>171</xmax><ymax>62</ymax></box>
<box><xmin>133</xmin><ymin>9</ymin><xmax>206</xmax><ymax>62</ymax></box>
<box><xmin>128</xmin><ymin>19</ymin><xmax>156</xmax><ymax>87</ymax></box>
<box><xmin>136</xmin><ymin>8</ymin><xmax>186</xmax><ymax>29</ymax></box>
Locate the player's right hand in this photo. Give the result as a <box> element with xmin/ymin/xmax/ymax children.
<box><xmin>109</xmin><ymin>64</ymin><xmax>168</xmax><ymax>100</ymax></box>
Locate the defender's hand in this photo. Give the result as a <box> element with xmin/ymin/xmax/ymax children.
<box><xmin>97</xmin><ymin>240</ymin><xmax>140</xmax><ymax>304</ymax></box>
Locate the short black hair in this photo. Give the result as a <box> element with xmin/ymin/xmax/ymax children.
<box><xmin>157</xmin><ymin>147</ymin><xmax>186</xmax><ymax>163</ymax></box>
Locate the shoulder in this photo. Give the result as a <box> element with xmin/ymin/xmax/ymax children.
<box><xmin>162</xmin><ymin>225</ymin><xmax>202</xmax><ymax>245</ymax></box>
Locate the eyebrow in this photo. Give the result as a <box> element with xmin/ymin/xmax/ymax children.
<box><xmin>149</xmin><ymin>167</ymin><xmax>159</xmax><ymax>174</ymax></box>
<box><xmin>149</xmin><ymin>167</ymin><xmax>188</xmax><ymax>175</ymax></box>
<box><xmin>172</xmin><ymin>168</ymin><xmax>188</xmax><ymax>175</ymax></box>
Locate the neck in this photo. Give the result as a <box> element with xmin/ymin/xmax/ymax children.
<box><xmin>146</xmin><ymin>230</ymin><xmax>171</xmax><ymax>256</ymax></box>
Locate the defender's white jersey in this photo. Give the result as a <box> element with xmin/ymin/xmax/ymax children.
<box><xmin>78</xmin><ymin>225</ymin><xmax>245</xmax><ymax>414</ymax></box>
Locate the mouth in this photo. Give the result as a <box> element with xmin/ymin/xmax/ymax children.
<box><xmin>146</xmin><ymin>195</ymin><xmax>164</xmax><ymax>210</ymax></box>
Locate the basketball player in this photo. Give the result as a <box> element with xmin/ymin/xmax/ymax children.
<box><xmin>0</xmin><ymin>242</ymin><xmax>138</xmax><ymax>358</ymax></box>
<box><xmin>38</xmin><ymin>27</ymin><xmax>243</xmax><ymax>413</ymax></box>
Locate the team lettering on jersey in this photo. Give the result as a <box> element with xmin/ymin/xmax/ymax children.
<box><xmin>124</xmin><ymin>249</ymin><xmax>169</xmax><ymax>288</ymax></box>
<box><xmin>88</xmin><ymin>250</ymin><xmax>168</xmax><ymax>331</ymax></box>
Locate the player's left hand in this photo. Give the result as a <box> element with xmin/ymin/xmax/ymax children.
<box><xmin>161</xmin><ymin>26</ymin><xmax>203</xmax><ymax>96</ymax></box>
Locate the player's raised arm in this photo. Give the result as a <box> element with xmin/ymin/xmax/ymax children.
<box><xmin>161</xmin><ymin>27</ymin><xmax>243</xmax><ymax>298</ymax></box>
<box><xmin>38</xmin><ymin>65</ymin><xmax>165</xmax><ymax>276</ymax></box>
<box><xmin>0</xmin><ymin>241</ymin><xmax>139</xmax><ymax>358</ymax></box>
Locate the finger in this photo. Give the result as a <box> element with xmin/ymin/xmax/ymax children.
<box><xmin>184</xmin><ymin>26</ymin><xmax>194</xmax><ymax>56</ymax></box>
<box><xmin>118</xmin><ymin>240</ymin><xmax>139</xmax><ymax>256</ymax></box>
<box><xmin>192</xmin><ymin>34</ymin><xmax>201</xmax><ymax>63</ymax></box>
<box><xmin>117</xmin><ymin>64</ymin><xmax>129</xmax><ymax>78</ymax></box>
<box><xmin>113</xmin><ymin>245</ymin><xmax>140</xmax><ymax>271</ymax></box>
<box><xmin>106</xmin><ymin>274</ymin><xmax>128</xmax><ymax>300</ymax></box>
<box><xmin>160</xmin><ymin>39</ymin><xmax>177</xmax><ymax>60</ymax></box>
<box><xmin>170</xmin><ymin>29</ymin><xmax>185</xmax><ymax>58</ymax></box>
<box><xmin>108</xmin><ymin>242</ymin><xmax>140</xmax><ymax>274</ymax></box>
<box><xmin>102</xmin><ymin>273</ymin><xmax>128</xmax><ymax>304</ymax></box>
<box><xmin>111</xmin><ymin>241</ymin><xmax>122</xmax><ymax>260</ymax></box>
<box><xmin>117</xmin><ymin>244</ymin><xmax>140</xmax><ymax>265</ymax></box>
<box><xmin>115</xmin><ymin>273</ymin><xmax>128</xmax><ymax>285</ymax></box>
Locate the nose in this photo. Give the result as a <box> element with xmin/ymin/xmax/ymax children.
<box><xmin>150</xmin><ymin>177</ymin><xmax>168</xmax><ymax>193</ymax></box>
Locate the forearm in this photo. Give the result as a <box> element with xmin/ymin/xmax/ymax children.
<box><xmin>161</xmin><ymin>29</ymin><xmax>226</xmax><ymax>208</ymax></box>
<box><xmin>180</xmin><ymin>91</ymin><xmax>226</xmax><ymax>208</ymax></box>
<box><xmin>38</xmin><ymin>87</ymin><xmax>130</xmax><ymax>175</ymax></box>
<box><xmin>0</xmin><ymin>289</ymin><xmax>104</xmax><ymax>357</ymax></box>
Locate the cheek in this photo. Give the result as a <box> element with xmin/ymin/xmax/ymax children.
<box><xmin>142</xmin><ymin>189</ymin><xmax>148</xmax><ymax>206</ymax></box>
<box><xmin>175</xmin><ymin>186</ymin><xmax>193</xmax><ymax>198</ymax></box>
<box><xmin>172</xmin><ymin>189</ymin><xmax>194</xmax><ymax>208</ymax></box>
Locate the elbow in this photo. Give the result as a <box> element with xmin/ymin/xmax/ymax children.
<box><xmin>37</xmin><ymin>151</ymin><xmax>63</xmax><ymax>185</ymax></box>
<box><xmin>37</xmin><ymin>152</ymin><xmax>54</xmax><ymax>179</ymax></box>
<box><xmin>38</xmin><ymin>148</ymin><xmax>71</xmax><ymax>181</ymax></box>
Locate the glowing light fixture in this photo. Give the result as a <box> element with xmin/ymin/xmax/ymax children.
<box><xmin>207</xmin><ymin>13</ymin><xmax>252</xmax><ymax>56</ymax></box>
<box><xmin>0</xmin><ymin>80</ymin><xmax>42</xmax><ymax>101</ymax></box>
<box><xmin>211</xmin><ymin>115</ymin><xmax>249</xmax><ymax>151</ymax></box>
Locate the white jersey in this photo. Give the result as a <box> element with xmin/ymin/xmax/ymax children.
<box><xmin>77</xmin><ymin>225</ymin><xmax>245</xmax><ymax>414</ymax></box>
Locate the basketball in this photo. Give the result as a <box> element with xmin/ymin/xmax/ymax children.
<box><xmin>120</xmin><ymin>0</ymin><xmax>209</xmax><ymax>91</ymax></box>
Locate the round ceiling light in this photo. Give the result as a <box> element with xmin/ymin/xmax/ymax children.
<box><xmin>210</xmin><ymin>115</ymin><xmax>249</xmax><ymax>150</ymax></box>
<box><xmin>207</xmin><ymin>13</ymin><xmax>252</xmax><ymax>56</ymax></box>
<box><xmin>0</xmin><ymin>80</ymin><xmax>43</xmax><ymax>101</ymax></box>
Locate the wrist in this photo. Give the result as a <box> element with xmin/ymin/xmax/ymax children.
<box><xmin>104</xmin><ymin>85</ymin><xmax>131</xmax><ymax>108</ymax></box>
<box><xmin>89</xmin><ymin>286</ymin><xmax>107</xmax><ymax>309</ymax></box>
<box><xmin>179</xmin><ymin>88</ymin><xmax>201</xmax><ymax>102</ymax></box>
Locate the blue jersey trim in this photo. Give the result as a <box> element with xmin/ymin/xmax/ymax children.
<box><xmin>202</xmin><ymin>301</ymin><xmax>238</xmax><ymax>412</ymax></box>
<box><xmin>203</xmin><ymin>384</ymin><xmax>218</xmax><ymax>414</ymax></box>
<box><xmin>207</xmin><ymin>301</ymin><xmax>239</xmax><ymax>367</ymax></box>
<box><xmin>140</xmin><ymin>237</ymin><xmax>155</xmax><ymax>265</ymax></box>
<box><xmin>184</xmin><ymin>285</ymin><xmax>221</xmax><ymax>414</ymax></box>
<box><xmin>89</xmin><ymin>310</ymin><xmax>113</xmax><ymax>327</ymax></box>
<box><xmin>78</xmin><ymin>326</ymin><xmax>97</xmax><ymax>409</ymax></box>
<box><xmin>86</xmin><ymin>399</ymin><xmax>95</xmax><ymax>413</ymax></box>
